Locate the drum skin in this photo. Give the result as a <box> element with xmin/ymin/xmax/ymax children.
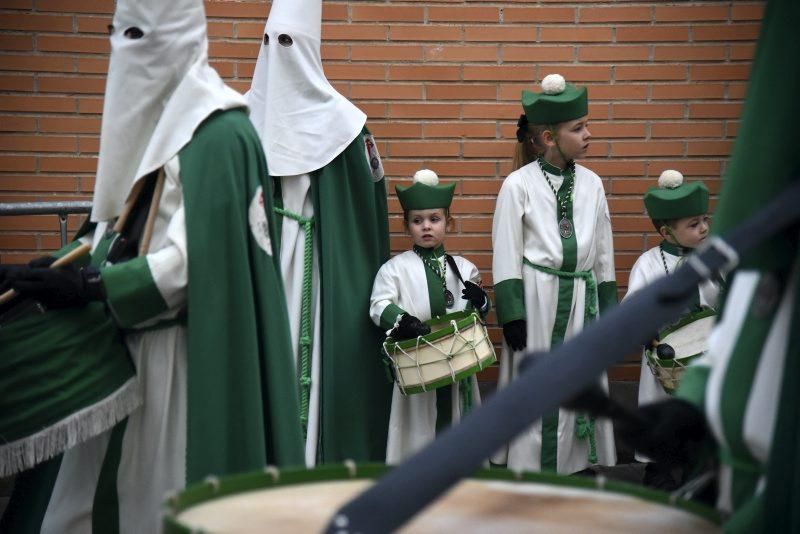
<box><xmin>164</xmin><ymin>464</ymin><xmax>720</xmax><ymax>533</ymax></box>
<box><xmin>646</xmin><ymin>309</ymin><xmax>716</xmax><ymax>393</ymax></box>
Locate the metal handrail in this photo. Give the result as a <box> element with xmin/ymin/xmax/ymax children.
<box><xmin>0</xmin><ymin>201</ymin><xmax>93</xmax><ymax>247</ymax></box>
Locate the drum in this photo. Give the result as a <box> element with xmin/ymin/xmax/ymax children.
<box><xmin>646</xmin><ymin>308</ymin><xmax>716</xmax><ymax>393</ymax></box>
<box><xmin>0</xmin><ymin>301</ymin><xmax>140</xmax><ymax>476</ymax></box>
<box><xmin>383</xmin><ymin>311</ymin><xmax>496</xmax><ymax>395</ymax></box>
<box><xmin>164</xmin><ymin>463</ymin><xmax>720</xmax><ymax>533</ymax></box>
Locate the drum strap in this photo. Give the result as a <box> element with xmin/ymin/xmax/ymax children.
<box><xmin>273</xmin><ymin>206</ymin><xmax>315</xmax><ymax>439</ymax></box>
<box><xmin>444</xmin><ymin>254</ymin><xmax>465</xmax><ymax>287</ymax></box>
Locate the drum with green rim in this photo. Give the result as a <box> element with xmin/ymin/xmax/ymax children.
<box><xmin>646</xmin><ymin>308</ymin><xmax>716</xmax><ymax>394</ymax></box>
<box><xmin>163</xmin><ymin>463</ymin><xmax>720</xmax><ymax>533</ymax></box>
<box><xmin>0</xmin><ymin>301</ymin><xmax>139</xmax><ymax>476</ymax></box>
<box><xmin>382</xmin><ymin>311</ymin><xmax>496</xmax><ymax>395</ymax></box>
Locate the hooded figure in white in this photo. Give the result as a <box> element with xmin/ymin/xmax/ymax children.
<box><xmin>0</xmin><ymin>0</ymin><xmax>303</xmax><ymax>532</ymax></box>
<box><xmin>246</xmin><ymin>0</ymin><xmax>392</xmax><ymax>466</ymax></box>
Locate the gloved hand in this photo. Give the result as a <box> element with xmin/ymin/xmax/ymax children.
<box><xmin>502</xmin><ymin>319</ymin><xmax>527</xmax><ymax>351</ymax></box>
<box><xmin>461</xmin><ymin>280</ymin><xmax>487</xmax><ymax>310</ymax></box>
<box><xmin>562</xmin><ymin>382</ymin><xmax>611</xmax><ymax>416</ymax></box>
<box><xmin>7</xmin><ymin>265</ymin><xmax>105</xmax><ymax>309</ymax></box>
<box><xmin>28</xmin><ymin>255</ymin><xmax>57</xmax><ymax>269</ymax></box>
<box><xmin>617</xmin><ymin>399</ymin><xmax>711</xmax><ymax>466</ymax></box>
<box><xmin>390</xmin><ymin>313</ymin><xmax>431</xmax><ymax>341</ymax></box>
<box><xmin>0</xmin><ymin>264</ymin><xmax>28</xmax><ymax>293</ymax></box>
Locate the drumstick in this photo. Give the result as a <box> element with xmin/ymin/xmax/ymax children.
<box><xmin>138</xmin><ymin>168</ymin><xmax>165</xmax><ymax>256</ymax></box>
<box><xmin>112</xmin><ymin>177</ymin><xmax>146</xmax><ymax>233</ymax></box>
<box><xmin>0</xmin><ymin>242</ymin><xmax>92</xmax><ymax>305</ymax></box>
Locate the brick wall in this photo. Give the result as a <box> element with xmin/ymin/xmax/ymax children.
<box><xmin>0</xmin><ymin>1</ymin><xmax>764</xmax><ymax>381</ymax></box>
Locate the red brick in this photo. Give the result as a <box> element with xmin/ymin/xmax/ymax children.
<box><xmin>38</xmin><ymin>155</ymin><xmax>97</xmax><ymax>173</ymax></box>
<box><xmin>392</xmin><ymin>25</ymin><xmax>462</xmax><ymax>42</ymax></box>
<box><xmin>502</xmin><ymin>45</ymin><xmax>573</xmax><ymax>63</ymax></box>
<box><xmin>36</xmin><ymin>0</ymin><xmax>113</xmax><ymax>14</ymax></box>
<box><xmin>579</xmin><ymin>46</ymin><xmax>649</xmax><ymax>62</ymax></box>
<box><xmin>654</xmin><ymin>6</ymin><xmax>728</xmax><ymax>22</ymax></box>
<box><xmin>648</xmin><ymin>160</ymin><xmax>722</xmax><ymax>176</ymax></box>
<box><xmin>321</xmin><ymin>44</ymin><xmax>348</xmax><ymax>61</ymax></box>
<box><xmin>727</xmin><ymin>83</ymin><xmax>749</xmax><ymax>99</ymax></box>
<box><xmin>651</xmin><ymin>122</ymin><xmax>724</xmax><ymax>138</ymax></box>
<box><xmin>612</xmin><ymin>141</ymin><xmax>683</xmax><ymax>157</ymax></box>
<box><xmin>464</xmin><ymin>65</ymin><xmax>536</xmax><ymax>82</ymax></box>
<box><xmin>609</xmin><ymin>198</ymin><xmax>645</xmax><ymax>214</ymax></box>
<box><xmin>691</xmin><ymin>64</ymin><xmax>750</xmax><ymax>81</ymax></box>
<box><xmin>461</xmin><ymin>181</ymin><xmax>501</xmax><ymax>195</ymax></box>
<box><xmin>0</xmin><ymin>155</ymin><xmax>36</xmax><ymax>172</ymax></box>
<box><xmin>503</xmin><ymin>7</ymin><xmax>574</xmax><ymax>23</ymax></box>
<box><xmin>540</xmin><ymin>26</ymin><xmax>612</xmax><ymax>42</ymax></box>
<box><xmin>0</xmin><ymin>74</ymin><xmax>34</xmax><ymax>91</ymax></box>
<box><xmin>428</xmin><ymin>7</ymin><xmax>499</xmax><ymax>23</ymax></box>
<box><xmin>616</xmin><ymin>65</ymin><xmax>686</xmax><ymax>81</ymax></box>
<box><xmin>208</xmin><ymin>41</ymin><xmax>257</xmax><ymax>59</ymax></box>
<box><xmin>462</xmin><ymin>103</ymin><xmax>522</xmax><ymax>120</ymax></box>
<box><xmin>323</xmin><ymin>25</ymin><xmax>388</xmax><ymax>41</ymax></box>
<box><xmin>463</xmin><ymin>140</ymin><xmax>513</xmax><ymax>158</ymax></box>
<box><xmin>390</xmin><ymin>103</ymin><xmax>460</xmax><ymax>119</ymax></box>
<box><xmin>76</xmin><ymin>15</ymin><xmax>112</xmax><ymax>34</ymax></box>
<box><xmin>584</xmin><ymin>84</ymin><xmax>649</xmax><ymax>101</ymax></box>
<box><xmin>350</xmin><ymin>83</ymin><xmax>423</xmax><ymax>100</ymax></box>
<box><xmin>0</xmin><ymin>115</ymin><xmax>36</xmax><ymax>132</ymax></box>
<box><xmin>427</xmin><ymin>84</ymin><xmax>496</xmax><ymax>101</ymax></box>
<box><xmin>0</xmin><ymin>95</ymin><xmax>76</xmax><ymax>113</ymax></box>
<box><xmin>617</xmin><ymin>26</ymin><xmax>689</xmax><ymax>42</ymax></box>
<box><xmin>686</xmin><ymin>140</ymin><xmax>733</xmax><ymax>156</ymax></box>
<box><xmin>689</xmin><ymin>103</ymin><xmax>742</xmax><ymax>119</ymax></box>
<box><xmin>732</xmin><ymin>4</ymin><xmax>765</xmax><ymax>21</ymax></box>
<box><xmin>613</xmin><ymin>103</ymin><xmax>684</xmax><ymax>119</ymax></box>
<box><xmin>730</xmin><ymin>44</ymin><xmax>756</xmax><ymax>61</ymax></box>
<box><xmin>694</xmin><ymin>24</ymin><xmax>761</xmax><ymax>41</ymax></box>
<box><xmin>352</xmin><ymin>6</ymin><xmax>424</xmax><ymax>22</ymax></box>
<box><xmin>654</xmin><ymin>45</ymin><xmax>727</xmax><ymax>61</ymax></box>
<box><xmin>651</xmin><ymin>83</ymin><xmax>726</xmax><ymax>99</ymax></box>
<box><xmin>588</xmin><ymin>122</ymin><xmax>646</xmax><ymax>139</ymax></box>
<box><xmin>389</xmin><ymin>141</ymin><xmax>459</xmax><ymax>158</ymax></box>
<box><xmin>0</xmin><ymin>14</ymin><xmax>74</xmax><ymax>32</ymax></box>
<box><xmin>233</xmin><ymin>23</ymin><xmax>265</xmax><ymax>40</ymax></box>
<box><xmin>579</xmin><ymin>6</ymin><xmax>652</xmax><ymax>23</ymax></box>
<box><xmin>0</xmin><ymin>135</ymin><xmax>77</xmax><ymax>153</ymax></box>
<box><xmin>0</xmin><ymin>55</ymin><xmax>74</xmax><ymax>73</ymax></box>
<box><xmin>536</xmin><ymin>65</ymin><xmax>610</xmax><ymax>82</ymax></box>
<box><xmin>77</xmin><ymin>97</ymin><xmax>103</xmax><ymax>114</ymax></box>
<box><xmin>322</xmin><ymin>4</ymin><xmax>348</xmax><ymax>22</ymax></box>
<box><xmin>420</xmin><ymin>160</ymin><xmax>497</xmax><ymax>177</ymax></box>
<box><xmin>368</xmin><ymin>122</ymin><xmax>423</xmax><ymax>139</ymax></box>
<box><xmin>38</xmin><ymin>76</ymin><xmax>106</xmax><ymax>95</ymax></box>
<box><xmin>204</xmin><ymin>1</ymin><xmax>267</xmax><ymax>19</ymax></box>
<box><xmin>389</xmin><ymin>65</ymin><xmax>459</xmax><ymax>81</ymax></box>
<box><xmin>38</xmin><ymin>35</ymin><xmax>109</xmax><ymax>54</ymax></box>
<box><xmin>351</xmin><ymin>45</ymin><xmax>423</xmax><ymax>61</ymax></box>
<box><xmin>0</xmin><ymin>35</ymin><xmax>34</xmax><ymax>52</ymax></box>
<box><xmin>425</xmin><ymin>46</ymin><xmax>498</xmax><ymax>63</ymax></box>
<box><xmin>326</xmin><ymin>64</ymin><xmax>386</xmax><ymax>81</ymax></box>
<box><xmin>75</xmin><ymin>57</ymin><xmax>108</xmax><ymax>74</ymax></box>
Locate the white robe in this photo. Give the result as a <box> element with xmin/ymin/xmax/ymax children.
<box><xmin>41</xmin><ymin>156</ymin><xmax>188</xmax><ymax>534</ymax></box>
<box><xmin>491</xmin><ymin>161</ymin><xmax>617</xmax><ymax>474</ymax></box>
<box><xmin>370</xmin><ymin>250</ymin><xmax>484</xmax><ymax>464</ymax></box>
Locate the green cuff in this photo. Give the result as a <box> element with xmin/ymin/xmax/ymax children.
<box><xmin>675</xmin><ymin>364</ymin><xmax>710</xmax><ymax>410</ymax></box>
<box><xmin>494</xmin><ymin>278</ymin><xmax>525</xmax><ymax>325</ymax></box>
<box><xmin>51</xmin><ymin>240</ymin><xmax>91</xmax><ymax>268</ymax></box>
<box><xmin>379</xmin><ymin>303</ymin><xmax>406</xmax><ymax>331</ymax></box>
<box><xmin>597</xmin><ymin>281</ymin><xmax>618</xmax><ymax>316</ymax></box>
<box><xmin>101</xmin><ymin>256</ymin><xmax>168</xmax><ymax>329</ymax></box>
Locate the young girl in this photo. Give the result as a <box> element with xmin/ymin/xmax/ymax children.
<box><xmin>628</xmin><ymin>169</ymin><xmax>719</xmax><ymax>489</ymax></box>
<box><xmin>492</xmin><ymin>74</ymin><xmax>617</xmax><ymax>474</ymax></box>
<box><xmin>370</xmin><ymin>169</ymin><xmax>490</xmax><ymax>464</ymax></box>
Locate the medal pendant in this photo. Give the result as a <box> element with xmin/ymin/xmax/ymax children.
<box><xmin>558</xmin><ymin>218</ymin><xmax>574</xmax><ymax>239</ymax></box>
<box><xmin>445</xmin><ymin>289</ymin><xmax>455</xmax><ymax>308</ymax></box>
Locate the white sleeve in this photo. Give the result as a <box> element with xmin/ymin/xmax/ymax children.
<box><xmin>369</xmin><ymin>261</ymin><xmax>403</xmax><ymax>330</ymax></box>
<box><xmin>492</xmin><ymin>174</ymin><xmax>525</xmax><ymax>285</ymax></box>
<box><xmin>593</xmin><ymin>181</ymin><xmax>616</xmax><ymax>285</ymax></box>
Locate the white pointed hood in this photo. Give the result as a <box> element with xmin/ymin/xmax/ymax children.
<box><xmin>246</xmin><ymin>0</ymin><xmax>366</xmax><ymax>177</ymax></box>
<box><xmin>91</xmin><ymin>0</ymin><xmax>246</xmax><ymax>222</ymax></box>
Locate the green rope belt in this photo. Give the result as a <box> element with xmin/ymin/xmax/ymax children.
<box><xmin>523</xmin><ymin>257</ymin><xmax>599</xmax><ymax>464</ymax></box>
<box><xmin>274</xmin><ymin>206</ymin><xmax>315</xmax><ymax>439</ymax></box>
<box><xmin>460</xmin><ymin>378</ymin><xmax>473</xmax><ymax>415</ymax></box>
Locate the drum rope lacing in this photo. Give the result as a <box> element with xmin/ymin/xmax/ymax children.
<box><xmin>274</xmin><ymin>206</ymin><xmax>315</xmax><ymax>438</ymax></box>
<box><xmin>384</xmin><ymin>314</ymin><xmax>491</xmax><ymax>395</ymax></box>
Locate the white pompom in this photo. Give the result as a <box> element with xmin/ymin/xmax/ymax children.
<box><xmin>413</xmin><ymin>169</ymin><xmax>439</xmax><ymax>186</ymax></box>
<box><xmin>541</xmin><ymin>74</ymin><xmax>566</xmax><ymax>95</ymax></box>
<box><xmin>658</xmin><ymin>169</ymin><xmax>684</xmax><ymax>189</ymax></box>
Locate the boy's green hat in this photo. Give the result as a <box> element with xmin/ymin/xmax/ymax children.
<box><xmin>521</xmin><ymin>74</ymin><xmax>588</xmax><ymax>125</ymax></box>
<box><xmin>396</xmin><ymin>169</ymin><xmax>456</xmax><ymax>211</ymax></box>
<box><xmin>644</xmin><ymin>170</ymin><xmax>709</xmax><ymax>221</ymax></box>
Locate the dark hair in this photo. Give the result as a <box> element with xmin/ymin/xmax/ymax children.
<box><xmin>513</xmin><ymin>114</ymin><xmax>551</xmax><ymax>171</ymax></box>
<box><xmin>651</xmin><ymin>218</ymin><xmax>679</xmax><ymax>232</ymax></box>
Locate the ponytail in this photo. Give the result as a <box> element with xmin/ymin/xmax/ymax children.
<box><xmin>512</xmin><ymin>114</ymin><xmax>547</xmax><ymax>171</ymax></box>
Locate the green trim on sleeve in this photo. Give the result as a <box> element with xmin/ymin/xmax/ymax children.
<box><xmin>675</xmin><ymin>364</ymin><xmax>710</xmax><ymax>409</ymax></box>
<box><xmin>379</xmin><ymin>303</ymin><xmax>406</xmax><ymax>332</ymax></box>
<box><xmin>101</xmin><ymin>256</ymin><xmax>168</xmax><ymax>329</ymax></box>
<box><xmin>597</xmin><ymin>281</ymin><xmax>618</xmax><ymax>316</ymax></box>
<box><xmin>494</xmin><ymin>278</ymin><xmax>525</xmax><ymax>325</ymax></box>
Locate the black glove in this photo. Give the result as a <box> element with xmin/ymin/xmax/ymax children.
<box><xmin>28</xmin><ymin>255</ymin><xmax>57</xmax><ymax>269</ymax></box>
<box><xmin>502</xmin><ymin>319</ymin><xmax>527</xmax><ymax>351</ymax></box>
<box><xmin>390</xmin><ymin>313</ymin><xmax>431</xmax><ymax>341</ymax></box>
<box><xmin>618</xmin><ymin>399</ymin><xmax>711</xmax><ymax>466</ymax></box>
<box><xmin>8</xmin><ymin>265</ymin><xmax>105</xmax><ymax>309</ymax></box>
<box><xmin>0</xmin><ymin>264</ymin><xmax>28</xmax><ymax>293</ymax></box>
<box><xmin>461</xmin><ymin>280</ymin><xmax>487</xmax><ymax>310</ymax></box>
<box><xmin>562</xmin><ymin>382</ymin><xmax>612</xmax><ymax>416</ymax></box>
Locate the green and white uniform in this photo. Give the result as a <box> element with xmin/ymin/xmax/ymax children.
<box><xmin>492</xmin><ymin>160</ymin><xmax>617</xmax><ymax>474</ymax></box>
<box><xmin>370</xmin><ymin>247</ymin><xmax>487</xmax><ymax>464</ymax></box>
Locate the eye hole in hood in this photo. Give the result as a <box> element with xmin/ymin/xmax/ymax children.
<box><xmin>278</xmin><ymin>33</ymin><xmax>293</xmax><ymax>46</ymax></box>
<box><xmin>124</xmin><ymin>26</ymin><xmax>144</xmax><ymax>39</ymax></box>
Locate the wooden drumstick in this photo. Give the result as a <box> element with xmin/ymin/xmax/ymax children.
<box><xmin>0</xmin><ymin>242</ymin><xmax>92</xmax><ymax>305</ymax></box>
<box><xmin>138</xmin><ymin>168</ymin><xmax>165</xmax><ymax>256</ymax></box>
<box><xmin>112</xmin><ymin>177</ymin><xmax>146</xmax><ymax>233</ymax></box>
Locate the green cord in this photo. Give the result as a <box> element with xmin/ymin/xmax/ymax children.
<box><xmin>575</xmin><ymin>415</ymin><xmax>598</xmax><ymax>464</ymax></box>
<box><xmin>460</xmin><ymin>378</ymin><xmax>473</xmax><ymax>415</ymax></box>
<box><xmin>274</xmin><ymin>206</ymin><xmax>315</xmax><ymax>439</ymax></box>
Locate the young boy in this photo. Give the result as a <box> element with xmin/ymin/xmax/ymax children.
<box><xmin>626</xmin><ymin>169</ymin><xmax>720</xmax><ymax>489</ymax></box>
<box><xmin>370</xmin><ymin>169</ymin><xmax>490</xmax><ymax>464</ymax></box>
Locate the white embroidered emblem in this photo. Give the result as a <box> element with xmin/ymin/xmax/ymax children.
<box><xmin>364</xmin><ymin>133</ymin><xmax>384</xmax><ymax>182</ymax></box>
<box><xmin>248</xmin><ymin>186</ymin><xmax>273</xmax><ymax>255</ymax></box>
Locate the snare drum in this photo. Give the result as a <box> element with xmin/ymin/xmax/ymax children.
<box><xmin>383</xmin><ymin>311</ymin><xmax>496</xmax><ymax>395</ymax></box>
<box><xmin>0</xmin><ymin>302</ymin><xmax>140</xmax><ymax>476</ymax></box>
<box><xmin>646</xmin><ymin>308</ymin><xmax>716</xmax><ymax>393</ymax></box>
<box><xmin>164</xmin><ymin>463</ymin><xmax>720</xmax><ymax>533</ymax></box>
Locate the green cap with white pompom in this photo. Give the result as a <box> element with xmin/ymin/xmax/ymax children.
<box><xmin>396</xmin><ymin>169</ymin><xmax>456</xmax><ymax>211</ymax></box>
<box><xmin>644</xmin><ymin>169</ymin><xmax>709</xmax><ymax>220</ymax></box>
<box><xmin>521</xmin><ymin>74</ymin><xmax>588</xmax><ymax>125</ymax></box>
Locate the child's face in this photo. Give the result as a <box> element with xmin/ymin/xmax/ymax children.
<box><xmin>407</xmin><ymin>208</ymin><xmax>447</xmax><ymax>249</ymax></box>
<box><xmin>549</xmin><ymin>115</ymin><xmax>591</xmax><ymax>162</ymax></box>
<box><xmin>665</xmin><ymin>214</ymin><xmax>710</xmax><ymax>248</ymax></box>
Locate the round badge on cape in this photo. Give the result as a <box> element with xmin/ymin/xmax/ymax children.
<box><xmin>559</xmin><ymin>218</ymin><xmax>574</xmax><ymax>239</ymax></box>
<box><xmin>445</xmin><ymin>289</ymin><xmax>455</xmax><ymax>308</ymax></box>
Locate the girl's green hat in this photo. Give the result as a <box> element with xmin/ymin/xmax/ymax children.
<box><xmin>396</xmin><ymin>169</ymin><xmax>455</xmax><ymax>211</ymax></box>
<box><xmin>644</xmin><ymin>170</ymin><xmax>709</xmax><ymax>220</ymax></box>
<box><xmin>522</xmin><ymin>74</ymin><xmax>588</xmax><ymax>125</ymax></box>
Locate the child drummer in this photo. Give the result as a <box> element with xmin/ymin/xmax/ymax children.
<box><xmin>369</xmin><ymin>169</ymin><xmax>491</xmax><ymax>464</ymax></box>
<box><xmin>627</xmin><ymin>169</ymin><xmax>720</xmax><ymax>489</ymax></box>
